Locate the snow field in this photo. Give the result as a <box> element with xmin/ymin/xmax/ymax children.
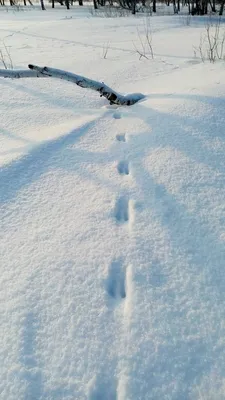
<box><xmin>1</xmin><ymin>8</ymin><xmax>225</xmax><ymax>400</ymax></box>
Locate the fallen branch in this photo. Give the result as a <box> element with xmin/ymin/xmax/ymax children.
<box><xmin>0</xmin><ymin>69</ymin><xmax>45</xmax><ymax>78</ymax></box>
<box><xmin>0</xmin><ymin>64</ymin><xmax>145</xmax><ymax>106</ymax></box>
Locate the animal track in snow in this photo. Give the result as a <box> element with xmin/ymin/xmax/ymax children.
<box><xmin>113</xmin><ymin>111</ymin><xmax>122</xmax><ymax>120</ymax></box>
<box><xmin>106</xmin><ymin>261</ymin><xmax>127</xmax><ymax>300</ymax></box>
<box><xmin>116</xmin><ymin>134</ymin><xmax>126</xmax><ymax>142</ymax></box>
<box><xmin>88</xmin><ymin>374</ymin><xmax>117</xmax><ymax>400</ymax></box>
<box><xmin>117</xmin><ymin>161</ymin><xmax>129</xmax><ymax>175</ymax></box>
<box><xmin>114</xmin><ymin>196</ymin><xmax>129</xmax><ymax>223</ymax></box>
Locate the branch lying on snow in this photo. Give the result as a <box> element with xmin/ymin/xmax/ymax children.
<box><xmin>0</xmin><ymin>69</ymin><xmax>45</xmax><ymax>79</ymax></box>
<box><xmin>0</xmin><ymin>64</ymin><xmax>145</xmax><ymax>106</ymax></box>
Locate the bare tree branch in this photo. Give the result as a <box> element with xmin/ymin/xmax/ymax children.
<box><xmin>0</xmin><ymin>64</ymin><xmax>145</xmax><ymax>106</ymax></box>
<box><xmin>0</xmin><ymin>69</ymin><xmax>45</xmax><ymax>78</ymax></box>
<box><xmin>28</xmin><ymin>64</ymin><xmax>145</xmax><ymax>106</ymax></box>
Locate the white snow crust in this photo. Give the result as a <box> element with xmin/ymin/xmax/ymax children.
<box><xmin>1</xmin><ymin>7</ymin><xmax>225</xmax><ymax>400</ymax></box>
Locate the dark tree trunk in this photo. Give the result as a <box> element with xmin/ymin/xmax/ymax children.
<box><xmin>40</xmin><ymin>0</ymin><xmax>45</xmax><ymax>10</ymax></box>
<box><xmin>191</xmin><ymin>0</ymin><xmax>196</xmax><ymax>14</ymax></box>
<box><xmin>173</xmin><ymin>0</ymin><xmax>178</xmax><ymax>13</ymax></box>
<box><xmin>52</xmin><ymin>0</ymin><xmax>54</xmax><ymax>8</ymax></box>
<box><xmin>188</xmin><ymin>0</ymin><xmax>191</xmax><ymax>13</ymax></box>
<box><xmin>152</xmin><ymin>0</ymin><xmax>156</xmax><ymax>12</ymax></box>
<box><xmin>79</xmin><ymin>0</ymin><xmax>83</xmax><ymax>5</ymax></box>
<box><xmin>93</xmin><ymin>0</ymin><xmax>98</xmax><ymax>9</ymax></box>
<box><xmin>219</xmin><ymin>0</ymin><xmax>225</xmax><ymax>14</ymax></box>
<box><xmin>192</xmin><ymin>0</ymin><xmax>201</xmax><ymax>14</ymax></box>
<box><xmin>132</xmin><ymin>0</ymin><xmax>136</xmax><ymax>14</ymax></box>
<box><xmin>199</xmin><ymin>0</ymin><xmax>207</xmax><ymax>14</ymax></box>
<box><xmin>65</xmin><ymin>0</ymin><xmax>70</xmax><ymax>9</ymax></box>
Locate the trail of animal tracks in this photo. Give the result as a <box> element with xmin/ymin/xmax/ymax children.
<box><xmin>1</xmin><ymin>7</ymin><xmax>225</xmax><ymax>400</ymax></box>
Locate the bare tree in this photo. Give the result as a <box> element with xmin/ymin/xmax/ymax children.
<box><xmin>132</xmin><ymin>0</ymin><xmax>136</xmax><ymax>14</ymax></box>
<box><xmin>219</xmin><ymin>0</ymin><xmax>225</xmax><ymax>14</ymax></box>
<box><xmin>194</xmin><ymin>17</ymin><xmax>225</xmax><ymax>62</ymax></box>
<box><xmin>152</xmin><ymin>0</ymin><xmax>156</xmax><ymax>12</ymax></box>
<box><xmin>40</xmin><ymin>0</ymin><xmax>46</xmax><ymax>10</ymax></box>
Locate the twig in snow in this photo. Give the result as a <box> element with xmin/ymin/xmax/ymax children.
<box><xmin>0</xmin><ymin>42</ymin><xmax>13</xmax><ymax>70</ymax></box>
<box><xmin>102</xmin><ymin>42</ymin><xmax>110</xmax><ymax>59</ymax></box>
<box><xmin>134</xmin><ymin>19</ymin><xmax>154</xmax><ymax>61</ymax></box>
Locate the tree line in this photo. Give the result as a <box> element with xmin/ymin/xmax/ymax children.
<box><xmin>0</xmin><ymin>0</ymin><xmax>224</xmax><ymax>15</ymax></box>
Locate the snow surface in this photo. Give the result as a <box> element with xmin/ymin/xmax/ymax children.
<box><xmin>1</xmin><ymin>7</ymin><xmax>225</xmax><ymax>400</ymax></box>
